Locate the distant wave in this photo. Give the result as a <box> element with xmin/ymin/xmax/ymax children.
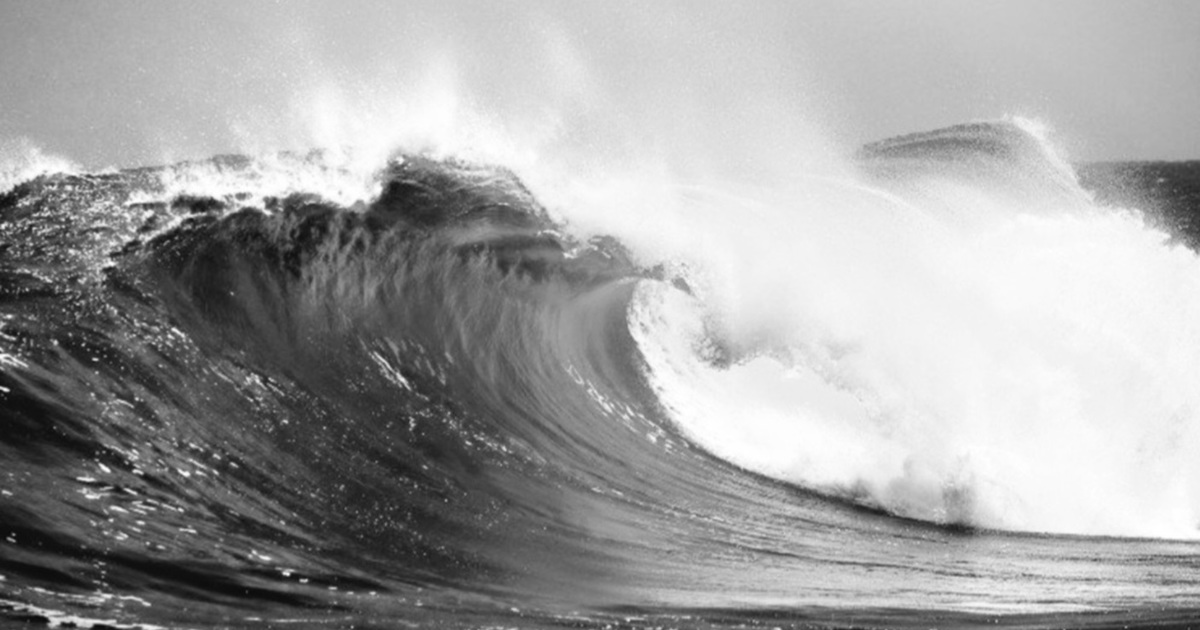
<box><xmin>857</xmin><ymin>119</ymin><xmax>1088</xmax><ymax>208</ymax></box>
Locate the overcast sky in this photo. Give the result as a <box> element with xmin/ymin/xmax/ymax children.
<box><xmin>1</xmin><ymin>0</ymin><xmax>1197</xmax><ymax>168</ymax></box>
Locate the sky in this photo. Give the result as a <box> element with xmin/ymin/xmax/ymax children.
<box><xmin>1</xmin><ymin>0</ymin><xmax>1198</xmax><ymax>169</ymax></box>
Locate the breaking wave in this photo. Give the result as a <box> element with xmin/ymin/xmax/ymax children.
<box><xmin>2</xmin><ymin>119</ymin><xmax>1200</xmax><ymax>627</ymax></box>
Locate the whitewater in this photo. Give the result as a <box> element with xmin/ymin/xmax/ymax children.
<box><xmin>630</xmin><ymin>120</ymin><xmax>1200</xmax><ymax>539</ymax></box>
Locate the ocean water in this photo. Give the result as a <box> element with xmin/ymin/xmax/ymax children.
<box><xmin>1</xmin><ymin>122</ymin><xmax>1200</xmax><ymax>629</ymax></box>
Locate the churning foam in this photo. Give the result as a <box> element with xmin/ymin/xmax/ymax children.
<box><xmin>625</xmin><ymin>131</ymin><xmax>1200</xmax><ymax>538</ymax></box>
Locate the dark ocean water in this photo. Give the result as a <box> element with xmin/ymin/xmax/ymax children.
<box><xmin>1077</xmin><ymin>161</ymin><xmax>1200</xmax><ymax>245</ymax></box>
<box><xmin>2</xmin><ymin>124</ymin><xmax>1200</xmax><ymax>629</ymax></box>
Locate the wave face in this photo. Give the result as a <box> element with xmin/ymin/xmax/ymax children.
<box><xmin>2</xmin><ymin>123</ymin><xmax>1200</xmax><ymax>628</ymax></box>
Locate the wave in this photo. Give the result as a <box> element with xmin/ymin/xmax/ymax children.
<box><xmin>857</xmin><ymin>118</ymin><xmax>1088</xmax><ymax>209</ymax></box>
<box><xmin>2</xmin><ymin>120</ymin><xmax>1200</xmax><ymax>627</ymax></box>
